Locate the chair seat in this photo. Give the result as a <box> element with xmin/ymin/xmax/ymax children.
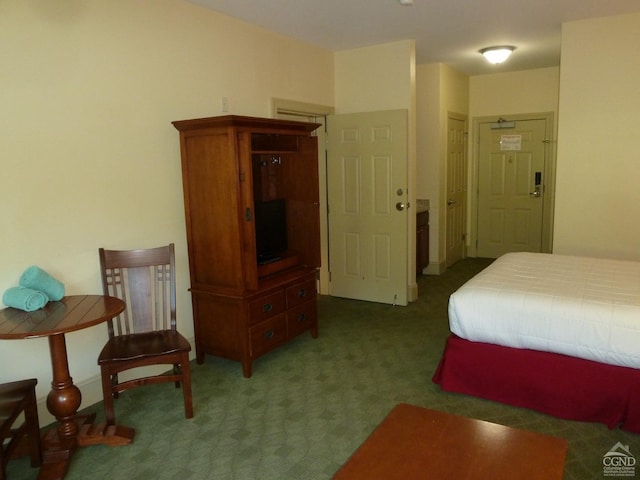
<box><xmin>0</xmin><ymin>379</ymin><xmax>38</xmax><ymax>425</ymax></box>
<box><xmin>0</xmin><ymin>379</ymin><xmax>37</xmax><ymax>399</ymax></box>
<box><xmin>98</xmin><ymin>330</ymin><xmax>191</xmax><ymax>364</ymax></box>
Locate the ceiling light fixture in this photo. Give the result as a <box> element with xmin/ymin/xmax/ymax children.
<box><xmin>399</xmin><ymin>0</ymin><xmax>413</xmax><ymax>5</ymax></box>
<box><xmin>479</xmin><ymin>46</ymin><xmax>515</xmax><ymax>64</ymax></box>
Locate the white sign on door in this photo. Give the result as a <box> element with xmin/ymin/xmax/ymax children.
<box><xmin>500</xmin><ymin>134</ymin><xmax>522</xmax><ymax>151</ymax></box>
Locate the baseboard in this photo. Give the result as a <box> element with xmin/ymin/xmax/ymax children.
<box><xmin>409</xmin><ymin>282</ymin><xmax>419</xmax><ymax>302</ymax></box>
<box><xmin>423</xmin><ymin>260</ymin><xmax>446</xmax><ymax>275</ymax></box>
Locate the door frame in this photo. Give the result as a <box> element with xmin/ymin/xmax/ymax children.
<box><xmin>271</xmin><ymin>98</ymin><xmax>335</xmax><ymax>294</ymax></box>
<box><xmin>468</xmin><ymin>111</ymin><xmax>557</xmax><ymax>257</ymax></box>
<box><xmin>446</xmin><ymin>111</ymin><xmax>468</xmax><ymax>267</ymax></box>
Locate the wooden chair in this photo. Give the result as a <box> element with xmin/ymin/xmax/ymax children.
<box><xmin>0</xmin><ymin>378</ymin><xmax>42</xmax><ymax>480</ymax></box>
<box><xmin>98</xmin><ymin>244</ymin><xmax>193</xmax><ymax>425</ymax></box>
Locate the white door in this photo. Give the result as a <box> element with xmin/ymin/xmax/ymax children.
<box><xmin>446</xmin><ymin>115</ymin><xmax>467</xmax><ymax>266</ymax></box>
<box><xmin>477</xmin><ymin>119</ymin><xmax>547</xmax><ymax>257</ymax></box>
<box><xmin>327</xmin><ymin>110</ymin><xmax>409</xmax><ymax>306</ymax></box>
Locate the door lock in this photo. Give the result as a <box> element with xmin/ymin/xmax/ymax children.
<box><xmin>530</xmin><ymin>171</ymin><xmax>542</xmax><ymax>197</ymax></box>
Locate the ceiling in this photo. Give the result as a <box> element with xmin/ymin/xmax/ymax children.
<box><xmin>187</xmin><ymin>0</ymin><xmax>640</xmax><ymax>75</ymax></box>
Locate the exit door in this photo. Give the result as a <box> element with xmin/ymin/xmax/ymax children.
<box><xmin>476</xmin><ymin>118</ymin><xmax>548</xmax><ymax>258</ymax></box>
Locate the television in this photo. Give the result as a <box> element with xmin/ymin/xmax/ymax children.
<box><xmin>254</xmin><ymin>199</ymin><xmax>288</xmax><ymax>264</ymax></box>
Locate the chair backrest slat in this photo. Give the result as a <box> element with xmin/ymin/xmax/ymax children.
<box><xmin>99</xmin><ymin>244</ymin><xmax>176</xmax><ymax>337</ymax></box>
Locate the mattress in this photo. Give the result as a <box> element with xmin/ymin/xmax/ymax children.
<box><xmin>448</xmin><ymin>252</ymin><xmax>640</xmax><ymax>369</ymax></box>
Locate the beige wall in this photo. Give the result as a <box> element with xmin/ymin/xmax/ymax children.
<box><xmin>470</xmin><ymin>67</ymin><xmax>560</xmax><ymax>116</ymax></box>
<box><xmin>334</xmin><ymin>40</ymin><xmax>418</xmax><ymax>298</ymax></box>
<box><xmin>334</xmin><ymin>40</ymin><xmax>415</xmax><ymax>114</ymax></box>
<box><xmin>554</xmin><ymin>12</ymin><xmax>640</xmax><ymax>260</ymax></box>
<box><xmin>0</xmin><ymin>0</ymin><xmax>333</xmax><ymax>421</ymax></box>
<box><xmin>416</xmin><ymin>63</ymin><xmax>469</xmax><ymax>273</ymax></box>
<box><xmin>416</xmin><ymin>64</ymin><xmax>441</xmax><ymax>207</ymax></box>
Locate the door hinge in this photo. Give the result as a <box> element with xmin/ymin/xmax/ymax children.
<box><xmin>239</xmin><ymin>172</ymin><xmax>245</xmax><ymax>182</ymax></box>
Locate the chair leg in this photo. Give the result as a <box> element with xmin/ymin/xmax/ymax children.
<box><xmin>181</xmin><ymin>355</ymin><xmax>193</xmax><ymax>419</ymax></box>
<box><xmin>173</xmin><ymin>364</ymin><xmax>181</xmax><ymax>389</ymax></box>
<box><xmin>24</xmin><ymin>389</ymin><xmax>42</xmax><ymax>468</ymax></box>
<box><xmin>112</xmin><ymin>373</ymin><xmax>119</xmax><ymax>399</ymax></box>
<box><xmin>101</xmin><ymin>367</ymin><xmax>117</xmax><ymax>425</ymax></box>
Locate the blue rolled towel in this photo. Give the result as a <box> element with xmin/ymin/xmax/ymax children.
<box><xmin>2</xmin><ymin>286</ymin><xmax>49</xmax><ymax>312</ymax></box>
<box><xmin>19</xmin><ymin>266</ymin><xmax>65</xmax><ymax>301</ymax></box>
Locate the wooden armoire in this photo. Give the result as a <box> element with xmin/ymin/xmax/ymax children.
<box><xmin>172</xmin><ymin>115</ymin><xmax>321</xmax><ymax>377</ymax></box>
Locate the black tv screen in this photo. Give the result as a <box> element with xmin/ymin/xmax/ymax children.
<box><xmin>254</xmin><ymin>199</ymin><xmax>288</xmax><ymax>264</ymax></box>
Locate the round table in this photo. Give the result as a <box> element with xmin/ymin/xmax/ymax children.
<box><xmin>0</xmin><ymin>295</ymin><xmax>134</xmax><ymax>479</ymax></box>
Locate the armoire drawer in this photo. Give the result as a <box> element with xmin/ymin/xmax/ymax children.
<box><xmin>286</xmin><ymin>278</ymin><xmax>317</xmax><ymax>308</ymax></box>
<box><xmin>286</xmin><ymin>300</ymin><xmax>317</xmax><ymax>338</ymax></box>
<box><xmin>250</xmin><ymin>314</ymin><xmax>287</xmax><ymax>357</ymax></box>
<box><xmin>249</xmin><ymin>291</ymin><xmax>286</xmax><ymax>325</ymax></box>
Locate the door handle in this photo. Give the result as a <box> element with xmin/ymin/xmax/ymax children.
<box><xmin>447</xmin><ymin>199</ymin><xmax>457</xmax><ymax>206</ymax></box>
<box><xmin>396</xmin><ymin>202</ymin><xmax>405</xmax><ymax>211</ymax></box>
<box><xmin>529</xmin><ymin>186</ymin><xmax>542</xmax><ymax>198</ymax></box>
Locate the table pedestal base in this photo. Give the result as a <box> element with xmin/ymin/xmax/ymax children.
<box><xmin>38</xmin><ymin>414</ymin><xmax>135</xmax><ymax>480</ymax></box>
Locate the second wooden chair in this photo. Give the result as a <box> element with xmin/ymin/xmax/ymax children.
<box><xmin>98</xmin><ymin>244</ymin><xmax>193</xmax><ymax>424</ymax></box>
<box><xmin>0</xmin><ymin>378</ymin><xmax>42</xmax><ymax>480</ymax></box>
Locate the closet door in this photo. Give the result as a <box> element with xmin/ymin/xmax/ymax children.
<box><xmin>327</xmin><ymin>109</ymin><xmax>409</xmax><ymax>306</ymax></box>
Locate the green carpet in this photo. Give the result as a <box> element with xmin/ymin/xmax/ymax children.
<box><xmin>7</xmin><ymin>258</ymin><xmax>639</xmax><ymax>479</ymax></box>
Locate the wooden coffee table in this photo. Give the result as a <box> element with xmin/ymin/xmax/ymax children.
<box><xmin>333</xmin><ymin>403</ymin><xmax>567</xmax><ymax>479</ymax></box>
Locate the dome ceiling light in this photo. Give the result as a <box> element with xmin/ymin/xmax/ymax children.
<box><xmin>479</xmin><ymin>46</ymin><xmax>515</xmax><ymax>64</ymax></box>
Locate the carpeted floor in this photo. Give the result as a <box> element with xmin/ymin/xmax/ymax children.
<box><xmin>7</xmin><ymin>258</ymin><xmax>639</xmax><ymax>479</ymax></box>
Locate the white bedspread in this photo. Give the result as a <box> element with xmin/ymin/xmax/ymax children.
<box><xmin>449</xmin><ymin>252</ymin><xmax>640</xmax><ymax>369</ymax></box>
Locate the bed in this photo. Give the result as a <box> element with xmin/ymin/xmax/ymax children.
<box><xmin>433</xmin><ymin>252</ymin><xmax>640</xmax><ymax>433</ymax></box>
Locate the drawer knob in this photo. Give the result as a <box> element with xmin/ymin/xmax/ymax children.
<box><xmin>297</xmin><ymin>313</ymin><xmax>307</xmax><ymax>323</ymax></box>
<box><xmin>297</xmin><ymin>289</ymin><xmax>307</xmax><ymax>298</ymax></box>
<box><xmin>263</xmin><ymin>303</ymin><xmax>273</xmax><ymax>312</ymax></box>
<box><xmin>264</xmin><ymin>329</ymin><xmax>274</xmax><ymax>339</ymax></box>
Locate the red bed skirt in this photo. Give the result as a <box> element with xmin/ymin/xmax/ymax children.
<box><xmin>433</xmin><ymin>335</ymin><xmax>640</xmax><ymax>433</ymax></box>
